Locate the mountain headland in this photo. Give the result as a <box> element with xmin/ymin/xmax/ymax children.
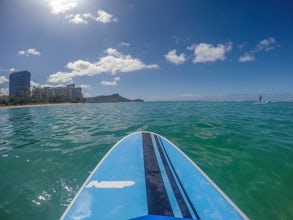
<box><xmin>85</xmin><ymin>93</ymin><xmax>143</xmax><ymax>103</ymax></box>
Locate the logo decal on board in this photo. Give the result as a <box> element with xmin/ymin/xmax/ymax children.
<box><xmin>85</xmin><ymin>181</ymin><xmax>135</xmax><ymax>189</ymax></box>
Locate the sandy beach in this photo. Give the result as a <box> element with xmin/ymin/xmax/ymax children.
<box><xmin>0</xmin><ymin>103</ymin><xmax>75</xmax><ymax>109</ymax></box>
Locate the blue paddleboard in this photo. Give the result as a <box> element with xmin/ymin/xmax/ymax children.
<box><xmin>61</xmin><ymin>131</ymin><xmax>248</xmax><ymax>220</ymax></box>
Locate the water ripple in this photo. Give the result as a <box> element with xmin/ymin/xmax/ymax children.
<box><xmin>0</xmin><ymin>102</ymin><xmax>293</xmax><ymax>219</ymax></box>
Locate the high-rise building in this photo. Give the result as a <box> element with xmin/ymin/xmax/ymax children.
<box><xmin>9</xmin><ymin>70</ymin><xmax>31</xmax><ymax>97</ymax></box>
<box><xmin>41</xmin><ymin>84</ymin><xmax>83</xmax><ymax>102</ymax></box>
<box><xmin>67</xmin><ymin>84</ymin><xmax>83</xmax><ymax>101</ymax></box>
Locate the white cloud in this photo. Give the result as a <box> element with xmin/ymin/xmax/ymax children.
<box><xmin>46</xmin><ymin>0</ymin><xmax>117</xmax><ymax>25</ymax></box>
<box><xmin>18</xmin><ymin>48</ymin><xmax>41</xmax><ymax>56</ymax></box>
<box><xmin>256</xmin><ymin>37</ymin><xmax>276</xmax><ymax>51</ymax></box>
<box><xmin>186</xmin><ymin>44</ymin><xmax>196</xmax><ymax>51</ymax></box>
<box><xmin>99</xmin><ymin>48</ymin><xmax>158</xmax><ymax>74</ymax></box>
<box><xmin>105</xmin><ymin>48</ymin><xmax>121</xmax><ymax>57</ymax></box>
<box><xmin>165</xmin><ymin>50</ymin><xmax>187</xmax><ymax>65</ymax></box>
<box><xmin>48</xmin><ymin>71</ymin><xmax>75</xmax><ymax>84</ymax></box>
<box><xmin>239</xmin><ymin>53</ymin><xmax>255</xmax><ymax>62</ymax></box>
<box><xmin>48</xmin><ymin>48</ymin><xmax>158</xmax><ymax>84</ymax></box>
<box><xmin>101</xmin><ymin>77</ymin><xmax>120</xmax><ymax>86</ymax></box>
<box><xmin>40</xmin><ymin>83</ymin><xmax>66</xmax><ymax>88</ymax></box>
<box><xmin>79</xmin><ymin>84</ymin><xmax>91</xmax><ymax>89</ymax></box>
<box><xmin>82</xmin><ymin>13</ymin><xmax>92</xmax><ymax>18</ymax></box>
<box><xmin>0</xmin><ymin>76</ymin><xmax>8</xmax><ymax>84</ymax></box>
<box><xmin>192</xmin><ymin>43</ymin><xmax>232</xmax><ymax>63</ymax></box>
<box><xmin>30</xmin><ymin>80</ymin><xmax>40</xmax><ymax>88</ymax></box>
<box><xmin>83</xmin><ymin>92</ymin><xmax>91</xmax><ymax>98</ymax></box>
<box><xmin>64</xmin><ymin>10</ymin><xmax>117</xmax><ymax>25</ymax></box>
<box><xmin>96</xmin><ymin>10</ymin><xmax>117</xmax><ymax>23</ymax></box>
<box><xmin>10</xmin><ymin>68</ymin><xmax>15</xmax><ymax>72</ymax></box>
<box><xmin>119</xmin><ymin>42</ymin><xmax>130</xmax><ymax>47</ymax></box>
<box><xmin>0</xmin><ymin>88</ymin><xmax>9</xmax><ymax>96</ymax></box>
<box><xmin>46</xmin><ymin>0</ymin><xmax>77</xmax><ymax>14</ymax></box>
<box><xmin>29</xmin><ymin>81</ymin><xmax>67</xmax><ymax>89</ymax></box>
<box><xmin>238</xmin><ymin>37</ymin><xmax>276</xmax><ymax>62</ymax></box>
<box><xmin>66</xmin><ymin>60</ymin><xmax>105</xmax><ymax>74</ymax></box>
<box><xmin>66</xmin><ymin>14</ymin><xmax>88</xmax><ymax>24</ymax></box>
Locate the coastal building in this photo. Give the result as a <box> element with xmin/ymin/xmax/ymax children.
<box><xmin>9</xmin><ymin>70</ymin><xmax>31</xmax><ymax>97</ymax></box>
<box><xmin>67</xmin><ymin>84</ymin><xmax>83</xmax><ymax>101</ymax></box>
<box><xmin>41</xmin><ymin>84</ymin><xmax>83</xmax><ymax>102</ymax></box>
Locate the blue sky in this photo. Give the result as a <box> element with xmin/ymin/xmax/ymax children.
<box><xmin>0</xmin><ymin>0</ymin><xmax>292</xmax><ymax>101</ymax></box>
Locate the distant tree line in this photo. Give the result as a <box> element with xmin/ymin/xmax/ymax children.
<box><xmin>0</xmin><ymin>87</ymin><xmax>84</xmax><ymax>106</ymax></box>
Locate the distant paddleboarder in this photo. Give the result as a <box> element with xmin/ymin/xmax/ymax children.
<box><xmin>257</xmin><ymin>95</ymin><xmax>268</xmax><ymax>104</ymax></box>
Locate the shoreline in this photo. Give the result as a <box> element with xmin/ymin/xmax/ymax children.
<box><xmin>0</xmin><ymin>103</ymin><xmax>76</xmax><ymax>109</ymax></box>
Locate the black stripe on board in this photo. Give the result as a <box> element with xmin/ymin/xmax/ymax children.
<box><xmin>154</xmin><ymin>135</ymin><xmax>192</xmax><ymax>218</ymax></box>
<box><xmin>155</xmin><ymin>135</ymin><xmax>201</xmax><ymax>220</ymax></box>
<box><xmin>142</xmin><ymin>132</ymin><xmax>173</xmax><ymax>216</ymax></box>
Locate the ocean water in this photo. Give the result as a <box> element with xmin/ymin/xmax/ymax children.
<box><xmin>0</xmin><ymin>102</ymin><xmax>292</xmax><ymax>220</ymax></box>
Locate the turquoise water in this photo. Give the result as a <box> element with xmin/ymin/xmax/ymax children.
<box><xmin>0</xmin><ymin>102</ymin><xmax>292</xmax><ymax>219</ymax></box>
